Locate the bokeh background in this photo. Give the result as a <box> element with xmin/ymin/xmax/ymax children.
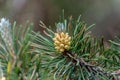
<box><xmin>0</xmin><ymin>0</ymin><xmax>120</xmax><ymax>40</ymax></box>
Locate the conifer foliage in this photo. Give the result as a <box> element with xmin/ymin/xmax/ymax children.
<box><xmin>31</xmin><ymin>15</ymin><xmax>120</xmax><ymax>80</ymax></box>
<box><xmin>0</xmin><ymin>18</ymin><xmax>40</xmax><ymax>80</ymax></box>
<box><xmin>0</xmin><ymin>15</ymin><xmax>120</xmax><ymax>80</ymax></box>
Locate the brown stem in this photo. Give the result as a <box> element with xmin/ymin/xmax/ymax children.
<box><xmin>62</xmin><ymin>50</ymin><xmax>112</xmax><ymax>77</ymax></box>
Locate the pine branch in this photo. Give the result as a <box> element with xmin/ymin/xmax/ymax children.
<box><xmin>0</xmin><ymin>13</ymin><xmax>120</xmax><ymax>80</ymax></box>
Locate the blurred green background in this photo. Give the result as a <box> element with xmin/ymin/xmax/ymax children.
<box><xmin>0</xmin><ymin>0</ymin><xmax>120</xmax><ymax>40</ymax></box>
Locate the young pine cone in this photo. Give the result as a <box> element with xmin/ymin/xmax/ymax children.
<box><xmin>53</xmin><ymin>32</ymin><xmax>71</xmax><ymax>53</ymax></box>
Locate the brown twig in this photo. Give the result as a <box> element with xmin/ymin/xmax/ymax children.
<box><xmin>62</xmin><ymin>50</ymin><xmax>112</xmax><ymax>77</ymax></box>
